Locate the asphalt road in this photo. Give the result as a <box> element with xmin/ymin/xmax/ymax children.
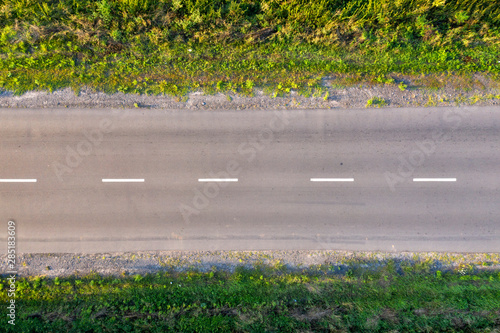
<box><xmin>1</xmin><ymin>106</ymin><xmax>499</xmax><ymax>253</ymax></box>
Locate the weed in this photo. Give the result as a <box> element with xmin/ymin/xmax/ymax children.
<box><xmin>425</xmin><ymin>94</ymin><xmax>438</xmax><ymax>107</ymax></box>
<box><xmin>366</xmin><ymin>96</ymin><xmax>387</xmax><ymax>108</ymax></box>
<box><xmin>323</xmin><ymin>91</ymin><xmax>329</xmax><ymax>101</ymax></box>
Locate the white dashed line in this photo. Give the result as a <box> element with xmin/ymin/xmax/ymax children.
<box><xmin>0</xmin><ymin>179</ymin><xmax>37</xmax><ymax>182</ymax></box>
<box><xmin>413</xmin><ymin>178</ymin><xmax>456</xmax><ymax>182</ymax></box>
<box><xmin>310</xmin><ymin>178</ymin><xmax>354</xmax><ymax>182</ymax></box>
<box><xmin>102</xmin><ymin>179</ymin><xmax>145</xmax><ymax>183</ymax></box>
<box><xmin>0</xmin><ymin>176</ymin><xmax>460</xmax><ymax>184</ymax></box>
<box><xmin>198</xmin><ymin>178</ymin><xmax>238</xmax><ymax>182</ymax></box>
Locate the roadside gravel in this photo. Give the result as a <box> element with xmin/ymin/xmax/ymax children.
<box><xmin>2</xmin><ymin>251</ymin><xmax>499</xmax><ymax>277</ymax></box>
<box><xmin>1</xmin><ymin>77</ymin><xmax>499</xmax><ymax>110</ymax></box>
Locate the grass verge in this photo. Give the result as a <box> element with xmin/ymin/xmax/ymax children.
<box><xmin>1</xmin><ymin>262</ymin><xmax>500</xmax><ymax>332</ymax></box>
<box><xmin>1</xmin><ymin>0</ymin><xmax>500</xmax><ymax>98</ymax></box>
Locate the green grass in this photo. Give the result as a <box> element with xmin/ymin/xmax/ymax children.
<box><xmin>1</xmin><ymin>264</ymin><xmax>500</xmax><ymax>332</ymax></box>
<box><xmin>0</xmin><ymin>0</ymin><xmax>500</xmax><ymax>97</ymax></box>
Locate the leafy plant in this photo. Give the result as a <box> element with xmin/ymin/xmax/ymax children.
<box><xmin>454</xmin><ymin>11</ymin><xmax>469</xmax><ymax>25</ymax></box>
<box><xmin>366</xmin><ymin>96</ymin><xmax>387</xmax><ymax>107</ymax></box>
<box><xmin>95</xmin><ymin>0</ymin><xmax>114</xmax><ymax>26</ymax></box>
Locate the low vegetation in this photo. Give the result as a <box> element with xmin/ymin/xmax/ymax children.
<box><xmin>1</xmin><ymin>262</ymin><xmax>500</xmax><ymax>332</ymax></box>
<box><xmin>0</xmin><ymin>0</ymin><xmax>499</xmax><ymax>97</ymax></box>
<box><xmin>365</xmin><ymin>96</ymin><xmax>387</xmax><ymax>108</ymax></box>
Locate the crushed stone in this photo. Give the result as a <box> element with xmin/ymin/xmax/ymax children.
<box><xmin>2</xmin><ymin>251</ymin><xmax>499</xmax><ymax>277</ymax></box>
<box><xmin>1</xmin><ymin>80</ymin><xmax>499</xmax><ymax>110</ymax></box>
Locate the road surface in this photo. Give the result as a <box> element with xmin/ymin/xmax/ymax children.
<box><xmin>0</xmin><ymin>106</ymin><xmax>499</xmax><ymax>253</ymax></box>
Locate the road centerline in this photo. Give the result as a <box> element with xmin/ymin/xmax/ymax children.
<box><xmin>310</xmin><ymin>178</ymin><xmax>354</xmax><ymax>182</ymax></box>
<box><xmin>413</xmin><ymin>178</ymin><xmax>457</xmax><ymax>182</ymax></box>
<box><xmin>198</xmin><ymin>178</ymin><xmax>238</xmax><ymax>182</ymax></box>
<box><xmin>0</xmin><ymin>179</ymin><xmax>37</xmax><ymax>182</ymax></box>
<box><xmin>102</xmin><ymin>179</ymin><xmax>145</xmax><ymax>183</ymax></box>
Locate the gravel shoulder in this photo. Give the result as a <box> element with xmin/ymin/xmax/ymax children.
<box><xmin>2</xmin><ymin>251</ymin><xmax>499</xmax><ymax>278</ymax></box>
<box><xmin>1</xmin><ymin>77</ymin><xmax>499</xmax><ymax>110</ymax></box>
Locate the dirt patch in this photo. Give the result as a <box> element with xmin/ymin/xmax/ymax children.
<box><xmin>291</xmin><ymin>307</ymin><xmax>333</xmax><ymax>321</ymax></box>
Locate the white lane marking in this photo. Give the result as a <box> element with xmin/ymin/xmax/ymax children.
<box><xmin>310</xmin><ymin>178</ymin><xmax>354</xmax><ymax>182</ymax></box>
<box><xmin>413</xmin><ymin>178</ymin><xmax>456</xmax><ymax>182</ymax></box>
<box><xmin>0</xmin><ymin>179</ymin><xmax>37</xmax><ymax>182</ymax></box>
<box><xmin>198</xmin><ymin>178</ymin><xmax>238</xmax><ymax>182</ymax></box>
<box><xmin>102</xmin><ymin>179</ymin><xmax>145</xmax><ymax>183</ymax></box>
